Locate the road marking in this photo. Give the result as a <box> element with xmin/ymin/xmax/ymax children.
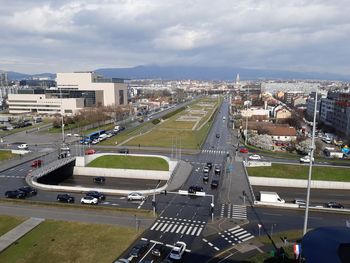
<box><xmin>155</xmin><ymin>222</ymin><xmax>164</xmax><ymax>231</ymax></box>
<box><xmin>150</xmin><ymin>222</ymin><xmax>159</xmax><ymax>231</ymax></box>
<box><xmin>186</xmin><ymin>226</ymin><xmax>193</xmax><ymax>235</ymax></box>
<box><xmin>137</xmin><ymin>200</ymin><xmax>145</xmax><ymax>209</ymax></box>
<box><xmin>160</xmin><ymin>223</ymin><xmax>168</xmax><ymax>232</ymax></box>
<box><xmin>165</xmin><ymin>223</ymin><xmax>173</xmax><ymax>232</ymax></box>
<box><xmin>170</xmin><ymin>224</ymin><xmax>178</xmax><ymax>233</ymax></box>
<box><xmin>175</xmin><ymin>225</ymin><xmax>183</xmax><ymax>233</ymax></box>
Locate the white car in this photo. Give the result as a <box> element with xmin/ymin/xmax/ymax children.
<box><xmin>91</xmin><ymin>139</ymin><xmax>99</xmax><ymax>145</ymax></box>
<box><xmin>300</xmin><ymin>156</ymin><xmax>314</xmax><ymax>163</ymax></box>
<box><xmin>249</xmin><ymin>154</ymin><xmax>261</xmax><ymax>160</ymax></box>
<box><xmin>169</xmin><ymin>241</ymin><xmax>186</xmax><ymax>260</ymax></box>
<box><xmin>17</xmin><ymin>144</ymin><xmax>28</xmax><ymax>150</ymax></box>
<box><xmin>73</xmin><ymin>133</ymin><xmax>80</xmax><ymax>137</ymax></box>
<box><xmin>80</xmin><ymin>196</ymin><xmax>98</xmax><ymax>205</ymax></box>
<box><xmin>127</xmin><ymin>192</ymin><xmax>146</xmax><ymax>201</ymax></box>
<box><xmin>66</xmin><ymin>133</ymin><xmax>72</xmax><ymax>137</ymax></box>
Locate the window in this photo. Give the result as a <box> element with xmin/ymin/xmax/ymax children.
<box><xmin>119</xmin><ymin>90</ymin><xmax>124</xmax><ymax>105</ymax></box>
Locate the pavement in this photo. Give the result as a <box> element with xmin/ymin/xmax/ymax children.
<box><xmin>0</xmin><ymin>217</ymin><xmax>45</xmax><ymax>253</ymax></box>
<box><xmin>166</xmin><ymin>160</ymin><xmax>193</xmax><ymax>191</ymax></box>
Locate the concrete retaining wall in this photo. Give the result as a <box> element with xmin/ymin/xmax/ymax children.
<box><xmin>250</xmin><ymin>176</ymin><xmax>350</xmax><ymax>189</ymax></box>
<box><xmin>74</xmin><ymin>153</ymin><xmax>175</xmax><ymax>180</ymax></box>
<box><xmin>244</xmin><ymin>161</ymin><xmax>271</xmax><ymax>167</ymax></box>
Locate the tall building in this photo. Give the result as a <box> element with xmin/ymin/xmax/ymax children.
<box><xmin>239</xmin><ymin>83</ymin><xmax>262</xmax><ymax>102</ymax></box>
<box><xmin>0</xmin><ymin>71</ymin><xmax>8</xmax><ymax>86</ymax></box>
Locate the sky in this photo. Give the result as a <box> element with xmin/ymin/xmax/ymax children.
<box><xmin>0</xmin><ymin>0</ymin><xmax>350</xmax><ymax>75</ymax></box>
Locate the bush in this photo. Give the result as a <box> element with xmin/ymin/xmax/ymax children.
<box><xmin>162</xmin><ymin>106</ymin><xmax>185</xmax><ymax>120</ymax></box>
<box><xmin>152</xmin><ymin>119</ymin><xmax>161</xmax><ymax>125</ymax></box>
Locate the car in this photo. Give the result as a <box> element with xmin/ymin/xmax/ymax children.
<box><xmin>81</xmin><ymin>196</ymin><xmax>98</xmax><ymax>205</ymax></box>
<box><xmin>214</xmin><ymin>166</ymin><xmax>221</xmax><ymax>175</ymax></box>
<box><xmin>93</xmin><ymin>176</ymin><xmax>106</xmax><ymax>184</ymax></box>
<box><xmin>203</xmin><ymin>166</ymin><xmax>210</xmax><ymax>173</ymax></box>
<box><xmin>151</xmin><ymin>243</ymin><xmax>165</xmax><ymax>257</ymax></box>
<box><xmin>73</xmin><ymin>133</ymin><xmax>80</xmax><ymax>137</ymax></box>
<box><xmin>57</xmin><ymin>194</ymin><xmax>75</xmax><ymax>203</ymax></box>
<box><xmin>31</xmin><ymin>159</ymin><xmax>43</xmax><ymax>168</ymax></box>
<box><xmin>17</xmin><ymin>143</ymin><xmax>28</xmax><ymax>150</ymax></box>
<box><xmin>203</xmin><ymin>173</ymin><xmax>209</xmax><ymax>181</ymax></box>
<box><xmin>114</xmin><ymin>259</ymin><xmax>129</xmax><ymax>263</ymax></box>
<box><xmin>188</xmin><ymin>185</ymin><xmax>203</xmax><ymax>193</ymax></box>
<box><xmin>106</xmin><ymin>133</ymin><xmax>113</xmax><ymax>138</ymax></box>
<box><xmin>66</xmin><ymin>133</ymin><xmax>72</xmax><ymax>137</ymax></box>
<box><xmin>216</xmin><ymin>133</ymin><xmax>220</xmax><ymax>138</ymax></box>
<box><xmin>129</xmin><ymin>240</ymin><xmax>149</xmax><ymax>258</ymax></box>
<box><xmin>58</xmin><ymin>152</ymin><xmax>70</xmax><ymax>159</ymax></box>
<box><xmin>127</xmin><ymin>192</ymin><xmax>146</xmax><ymax>201</ymax></box>
<box><xmin>300</xmin><ymin>156</ymin><xmax>314</xmax><ymax>163</ymax></box>
<box><xmin>86</xmin><ymin>191</ymin><xmax>105</xmax><ymax>200</ymax></box>
<box><xmin>60</xmin><ymin>144</ymin><xmax>70</xmax><ymax>152</ymax></box>
<box><xmin>91</xmin><ymin>139</ymin><xmax>99</xmax><ymax>145</ymax></box>
<box><xmin>249</xmin><ymin>154</ymin><xmax>261</xmax><ymax>160</ymax></box>
<box><xmin>325</xmin><ymin>202</ymin><xmax>344</xmax><ymax>209</ymax></box>
<box><xmin>211</xmin><ymin>179</ymin><xmax>219</xmax><ymax>188</ymax></box>
<box><xmin>322</xmin><ymin>137</ymin><xmax>332</xmax><ymax>144</ymax></box>
<box><xmin>239</xmin><ymin>148</ymin><xmax>248</xmax><ymax>153</ymax></box>
<box><xmin>85</xmin><ymin>149</ymin><xmax>96</xmax><ymax>155</ymax></box>
<box><xmin>169</xmin><ymin>241</ymin><xmax>186</xmax><ymax>260</ymax></box>
<box><xmin>206</xmin><ymin>162</ymin><xmax>213</xmax><ymax>170</ymax></box>
<box><xmin>119</xmin><ymin>148</ymin><xmax>129</xmax><ymax>154</ymax></box>
<box><xmin>293</xmin><ymin>199</ymin><xmax>306</xmax><ymax>206</ymax></box>
<box><xmin>18</xmin><ymin>186</ymin><xmax>37</xmax><ymax>196</ymax></box>
<box><xmin>5</xmin><ymin>190</ymin><xmax>26</xmax><ymax>199</ymax></box>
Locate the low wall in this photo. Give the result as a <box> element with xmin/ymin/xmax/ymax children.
<box><xmin>74</xmin><ymin>153</ymin><xmax>176</xmax><ymax>180</ymax></box>
<box><xmin>250</xmin><ymin>176</ymin><xmax>350</xmax><ymax>190</ymax></box>
<box><xmin>244</xmin><ymin>161</ymin><xmax>271</xmax><ymax>167</ymax></box>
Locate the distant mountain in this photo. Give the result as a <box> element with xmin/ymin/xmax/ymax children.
<box><xmin>3</xmin><ymin>65</ymin><xmax>350</xmax><ymax>81</ymax></box>
<box><xmin>95</xmin><ymin>65</ymin><xmax>350</xmax><ymax>81</ymax></box>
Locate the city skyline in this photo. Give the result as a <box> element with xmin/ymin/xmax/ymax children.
<box><xmin>1</xmin><ymin>0</ymin><xmax>350</xmax><ymax>76</ymax></box>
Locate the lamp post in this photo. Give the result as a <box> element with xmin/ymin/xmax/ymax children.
<box><xmin>303</xmin><ymin>89</ymin><xmax>318</xmax><ymax>235</ymax></box>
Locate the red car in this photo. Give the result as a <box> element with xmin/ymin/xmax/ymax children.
<box><xmin>239</xmin><ymin>148</ymin><xmax>248</xmax><ymax>153</ymax></box>
<box><xmin>85</xmin><ymin>149</ymin><xmax>96</xmax><ymax>155</ymax></box>
<box><xmin>31</xmin><ymin>160</ymin><xmax>42</xmax><ymax>168</ymax></box>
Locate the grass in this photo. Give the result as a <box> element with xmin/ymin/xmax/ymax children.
<box><xmin>0</xmin><ymin>219</ymin><xmax>140</xmax><ymax>263</ymax></box>
<box><xmin>0</xmin><ymin>150</ymin><xmax>16</xmax><ymax>161</ymax></box>
<box><xmin>247</xmin><ymin>163</ymin><xmax>350</xmax><ymax>181</ymax></box>
<box><xmin>0</xmin><ymin>215</ymin><xmax>26</xmax><ymax>236</ymax></box>
<box><xmin>160</xmin><ymin>120</ymin><xmax>196</xmax><ymax>129</ymax></box>
<box><xmin>88</xmin><ymin>155</ymin><xmax>169</xmax><ymax>171</ymax></box>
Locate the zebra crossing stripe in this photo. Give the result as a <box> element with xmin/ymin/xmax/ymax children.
<box><xmin>165</xmin><ymin>223</ymin><xmax>173</xmax><ymax>232</ymax></box>
<box><xmin>186</xmin><ymin>226</ymin><xmax>193</xmax><ymax>235</ymax></box>
<box><xmin>176</xmin><ymin>225</ymin><xmax>183</xmax><ymax>233</ymax></box>
<box><xmin>180</xmin><ymin>225</ymin><xmax>188</xmax><ymax>234</ymax></box>
<box><xmin>239</xmin><ymin>233</ymin><xmax>251</xmax><ymax>239</ymax></box>
<box><xmin>235</xmin><ymin>230</ymin><xmax>247</xmax><ymax>237</ymax></box>
<box><xmin>160</xmin><ymin>223</ymin><xmax>169</xmax><ymax>232</ymax></box>
<box><xmin>170</xmin><ymin>224</ymin><xmax>178</xmax><ymax>233</ymax></box>
<box><xmin>150</xmin><ymin>222</ymin><xmax>159</xmax><ymax>230</ymax></box>
<box><xmin>191</xmin><ymin>226</ymin><xmax>198</xmax><ymax>235</ymax></box>
<box><xmin>196</xmin><ymin>227</ymin><xmax>203</xmax><ymax>236</ymax></box>
<box><xmin>228</xmin><ymin>226</ymin><xmax>240</xmax><ymax>231</ymax></box>
<box><xmin>230</xmin><ymin>228</ymin><xmax>244</xmax><ymax>234</ymax></box>
<box><xmin>155</xmin><ymin>222</ymin><xmax>163</xmax><ymax>231</ymax></box>
<box><xmin>242</xmin><ymin>235</ymin><xmax>254</xmax><ymax>242</ymax></box>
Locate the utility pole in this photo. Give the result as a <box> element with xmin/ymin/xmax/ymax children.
<box><xmin>244</xmin><ymin>85</ymin><xmax>249</xmax><ymax>145</ymax></box>
<box><xmin>60</xmin><ymin>86</ymin><xmax>65</xmax><ymax>143</ymax></box>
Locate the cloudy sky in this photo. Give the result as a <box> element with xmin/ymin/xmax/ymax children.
<box><xmin>0</xmin><ymin>0</ymin><xmax>349</xmax><ymax>75</ymax></box>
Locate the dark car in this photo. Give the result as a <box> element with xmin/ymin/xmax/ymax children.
<box><xmin>129</xmin><ymin>240</ymin><xmax>149</xmax><ymax>258</ymax></box>
<box><xmin>57</xmin><ymin>194</ymin><xmax>75</xmax><ymax>203</ymax></box>
<box><xmin>5</xmin><ymin>190</ymin><xmax>26</xmax><ymax>199</ymax></box>
<box><xmin>206</xmin><ymin>162</ymin><xmax>213</xmax><ymax>170</ymax></box>
<box><xmin>214</xmin><ymin>166</ymin><xmax>221</xmax><ymax>175</ymax></box>
<box><xmin>211</xmin><ymin>179</ymin><xmax>219</xmax><ymax>189</ymax></box>
<box><xmin>119</xmin><ymin>148</ymin><xmax>129</xmax><ymax>154</ymax></box>
<box><xmin>93</xmin><ymin>176</ymin><xmax>106</xmax><ymax>184</ymax></box>
<box><xmin>18</xmin><ymin>186</ymin><xmax>37</xmax><ymax>196</ymax></box>
<box><xmin>188</xmin><ymin>185</ymin><xmax>204</xmax><ymax>194</ymax></box>
<box><xmin>86</xmin><ymin>191</ymin><xmax>106</xmax><ymax>200</ymax></box>
<box><xmin>325</xmin><ymin>202</ymin><xmax>344</xmax><ymax>209</ymax></box>
<box><xmin>31</xmin><ymin>159</ymin><xmax>42</xmax><ymax>168</ymax></box>
<box><xmin>151</xmin><ymin>243</ymin><xmax>165</xmax><ymax>257</ymax></box>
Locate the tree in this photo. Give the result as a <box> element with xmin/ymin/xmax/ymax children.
<box><xmin>295</xmin><ymin>138</ymin><xmax>311</xmax><ymax>154</ymax></box>
<box><xmin>248</xmin><ymin>134</ymin><xmax>274</xmax><ymax>150</ymax></box>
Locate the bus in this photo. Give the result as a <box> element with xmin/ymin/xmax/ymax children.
<box><xmin>80</xmin><ymin>130</ymin><xmax>105</xmax><ymax>144</ymax></box>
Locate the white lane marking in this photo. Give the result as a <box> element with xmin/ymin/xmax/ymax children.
<box><xmin>239</xmin><ymin>233</ymin><xmax>251</xmax><ymax>239</ymax></box>
<box><xmin>235</xmin><ymin>230</ymin><xmax>247</xmax><ymax>237</ymax></box>
<box><xmin>180</xmin><ymin>225</ymin><xmax>188</xmax><ymax>234</ymax></box>
<box><xmin>214</xmin><ymin>246</ymin><xmax>220</xmax><ymax>251</ymax></box>
<box><xmin>170</xmin><ymin>224</ymin><xmax>178</xmax><ymax>233</ymax></box>
<box><xmin>137</xmin><ymin>200</ymin><xmax>145</xmax><ymax>209</ymax></box>
<box><xmin>160</xmin><ymin>223</ymin><xmax>168</xmax><ymax>232</ymax></box>
<box><xmin>175</xmin><ymin>225</ymin><xmax>183</xmax><ymax>233</ymax></box>
<box><xmin>228</xmin><ymin>226</ymin><xmax>240</xmax><ymax>231</ymax></box>
<box><xmin>155</xmin><ymin>222</ymin><xmax>164</xmax><ymax>231</ymax></box>
<box><xmin>196</xmin><ymin>227</ymin><xmax>204</xmax><ymax>236</ymax></box>
<box><xmin>242</xmin><ymin>235</ymin><xmax>254</xmax><ymax>242</ymax></box>
<box><xmin>141</xmin><ymin>238</ymin><xmax>148</xmax><ymax>241</ymax></box>
<box><xmin>150</xmin><ymin>222</ymin><xmax>159</xmax><ymax>231</ymax></box>
<box><xmin>139</xmin><ymin>242</ymin><xmax>156</xmax><ymax>262</ymax></box>
<box><xmin>191</xmin><ymin>226</ymin><xmax>198</xmax><ymax>236</ymax></box>
<box><xmin>230</xmin><ymin>228</ymin><xmax>244</xmax><ymax>234</ymax></box>
<box><xmin>165</xmin><ymin>223</ymin><xmax>173</xmax><ymax>232</ymax></box>
<box><xmin>186</xmin><ymin>226</ymin><xmax>193</xmax><ymax>235</ymax></box>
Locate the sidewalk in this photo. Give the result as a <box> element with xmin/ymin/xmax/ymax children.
<box><xmin>166</xmin><ymin>160</ymin><xmax>193</xmax><ymax>191</ymax></box>
<box><xmin>0</xmin><ymin>217</ymin><xmax>45</xmax><ymax>253</ymax></box>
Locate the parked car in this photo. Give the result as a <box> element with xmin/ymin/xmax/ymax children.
<box><xmin>81</xmin><ymin>196</ymin><xmax>98</xmax><ymax>205</ymax></box>
<box><xmin>127</xmin><ymin>192</ymin><xmax>146</xmax><ymax>201</ymax></box>
<box><xmin>188</xmin><ymin>185</ymin><xmax>203</xmax><ymax>193</ymax></box>
<box><xmin>249</xmin><ymin>154</ymin><xmax>261</xmax><ymax>160</ymax></box>
<box><xmin>31</xmin><ymin>159</ymin><xmax>43</xmax><ymax>168</ymax></box>
<box><xmin>129</xmin><ymin>240</ymin><xmax>149</xmax><ymax>258</ymax></box>
<box><xmin>73</xmin><ymin>133</ymin><xmax>80</xmax><ymax>137</ymax></box>
<box><xmin>151</xmin><ymin>243</ymin><xmax>165</xmax><ymax>257</ymax></box>
<box><xmin>66</xmin><ymin>133</ymin><xmax>72</xmax><ymax>137</ymax></box>
<box><xmin>300</xmin><ymin>156</ymin><xmax>314</xmax><ymax>163</ymax></box>
<box><xmin>325</xmin><ymin>202</ymin><xmax>344</xmax><ymax>209</ymax></box>
<box><xmin>293</xmin><ymin>199</ymin><xmax>306</xmax><ymax>206</ymax></box>
<box><xmin>169</xmin><ymin>241</ymin><xmax>186</xmax><ymax>260</ymax></box>
<box><xmin>85</xmin><ymin>149</ymin><xmax>96</xmax><ymax>155</ymax></box>
<box><xmin>5</xmin><ymin>190</ymin><xmax>26</xmax><ymax>199</ymax></box>
<box><xmin>17</xmin><ymin>143</ymin><xmax>28</xmax><ymax>150</ymax></box>
<box><xmin>86</xmin><ymin>191</ymin><xmax>105</xmax><ymax>200</ymax></box>
<box><xmin>18</xmin><ymin>186</ymin><xmax>37</xmax><ymax>196</ymax></box>
<box><xmin>214</xmin><ymin>166</ymin><xmax>221</xmax><ymax>175</ymax></box>
<box><xmin>93</xmin><ymin>176</ymin><xmax>106</xmax><ymax>184</ymax></box>
<box><xmin>239</xmin><ymin>148</ymin><xmax>248</xmax><ymax>153</ymax></box>
<box><xmin>91</xmin><ymin>139</ymin><xmax>99</xmax><ymax>145</ymax></box>
<box><xmin>322</xmin><ymin>137</ymin><xmax>332</xmax><ymax>144</ymax></box>
<box><xmin>119</xmin><ymin>148</ymin><xmax>129</xmax><ymax>154</ymax></box>
<box><xmin>57</xmin><ymin>194</ymin><xmax>75</xmax><ymax>203</ymax></box>
<box><xmin>211</xmin><ymin>179</ymin><xmax>219</xmax><ymax>189</ymax></box>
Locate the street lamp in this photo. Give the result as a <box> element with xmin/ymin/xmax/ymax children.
<box><xmin>303</xmin><ymin>89</ymin><xmax>318</xmax><ymax>235</ymax></box>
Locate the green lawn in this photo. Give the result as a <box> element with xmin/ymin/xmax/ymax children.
<box><xmin>0</xmin><ymin>215</ymin><xmax>26</xmax><ymax>236</ymax></box>
<box><xmin>0</xmin><ymin>219</ymin><xmax>139</xmax><ymax>263</ymax></box>
<box><xmin>88</xmin><ymin>155</ymin><xmax>169</xmax><ymax>171</ymax></box>
<box><xmin>160</xmin><ymin>120</ymin><xmax>196</xmax><ymax>129</ymax></box>
<box><xmin>247</xmin><ymin>163</ymin><xmax>350</xmax><ymax>181</ymax></box>
<box><xmin>0</xmin><ymin>150</ymin><xmax>15</xmax><ymax>161</ymax></box>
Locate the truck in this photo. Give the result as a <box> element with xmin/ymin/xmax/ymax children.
<box><xmin>259</xmin><ymin>191</ymin><xmax>285</xmax><ymax>203</ymax></box>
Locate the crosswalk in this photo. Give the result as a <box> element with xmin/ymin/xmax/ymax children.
<box><xmin>220</xmin><ymin>204</ymin><xmax>247</xmax><ymax>220</ymax></box>
<box><xmin>150</xmin><ymin>217</ymin><xmax>206</xmax><ymax>237</ymax></box>
<box><xmin>0</xmin><ymin>175</ymin><xmax>25</xmax><ymax>179</ymax></box>
<box><xmin>202</xmin><ymin>149</ymin><xmax>228</xmax><ymax>155</ymax></box>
